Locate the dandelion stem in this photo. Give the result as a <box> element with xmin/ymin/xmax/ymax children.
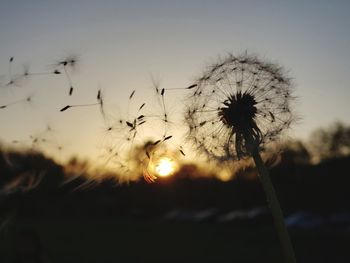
<box><xmin>251</xmin><ymin>148</ymin><xmax>296</xmax><ymax>263</ymax></box>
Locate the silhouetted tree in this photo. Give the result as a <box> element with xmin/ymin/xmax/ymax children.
<box><xmin>279</xmin><ymin>140</ymin><xmax>311</xmax><ymax>165</ymax></box>
<box><xmin>309</xmin><ymin>122</ymin><xmax>350</xmax><ymax>162</ymax></box>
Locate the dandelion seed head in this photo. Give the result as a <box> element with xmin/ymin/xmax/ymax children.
<box><xmin>185</xmin><ymin>53</ymin><xmax>295</xmax><ymax>161</ymax></box>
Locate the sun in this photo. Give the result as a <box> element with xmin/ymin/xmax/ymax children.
<box><xmin>155</xmin><ymin>157</ymin><xmax>175</xmax><ymax>177</ymax></box>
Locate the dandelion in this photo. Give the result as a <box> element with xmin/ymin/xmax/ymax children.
<box><xmin>185</xmin><ymin>52</ymin><xmax>296</xmax><ymax>263</ymax></box>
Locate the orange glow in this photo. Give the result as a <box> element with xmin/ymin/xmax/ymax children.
<box><xmin>155</xmin><ymin>157</ymin><xmax>175</xmax><ymax>177</ymax></box>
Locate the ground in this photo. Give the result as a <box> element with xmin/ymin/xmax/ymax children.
<box><xmin>1</xmin><ymin>218</ymin><xmax>349</xmax><ymax>263</ymax></box>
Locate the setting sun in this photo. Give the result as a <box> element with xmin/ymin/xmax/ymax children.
<box><xmin>155</xmin><ymin>157</ymin><xmax>175</xmax><ymax>177</ymax></box>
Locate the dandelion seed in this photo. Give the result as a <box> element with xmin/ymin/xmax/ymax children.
<box><xmin>129</xmin><ymin>90</ymin><xmax>135</xmax><ymax>99</ymax></box>
<box><xmin>162</xmin><ymin>84</ymin><xmax>198</xmax><ymax>91</ymax></box>
<box><xmin>99</xmin><ymin>85</ymin><xmax>181</xmax><ymax>183</ymax></box>
<box><xmin>149</xmin><ymin>80</ymin><xmax>174</xmax><ymax>134</ymax></box>
<box><xmin>8</xmin><ymin>57</ymin><xmax>14</xmax><ymax>80</ymax></box>
<box><xmin>21</xmin><ymin>64</ymin><xmax>62</xmax><ymax>77</ymax></box>
<box><xmin>138</xmin><ymin>103</ymin><xmax>145</xmax><ymax>111</ymax></box>
<box><xmin>60</xmin><ymin>105</ymin><xmax>71</xmax><ymax>112</ymax></box>
<box><xmin>54</xmin><ymin>55</ymin><xmax>79</xmax><ymax>96</ymax></box>
<box><xmin>57</xmin><ymin>55</ymin><xmax>79</xmax><ymax>68</ymax></box>
<box><xmin>5</xmin><ymin>73</ymin><xmax>25</xmax><ymax>88</ymax></box>
<box><xmin>150</xmin><ymin>75</ymin><xmax>161</xmax><ymax>95</ymax></box>
<box><xmin>0</xmin><ymin>95</ymin><xmax>34</xmax><ymax>110</ymax></box>
<box><xmin>59</xmin><ymin>93</ymin><xmax>103</xmax><ymax>112</ymax></box>
<box><xmin>153</xmin><ymin>140</ymin><xmax>161</xmax><ymax>145</ymax></box>
<box><xmin>163</xmin><ymin>135</ymin><xmax>172</xmax><ymax>141</ymax></box>
<box><xmin>96</xmin><ymin>88</ymin><xmax>106</xmax><ymax>120</ymax></box>
<box><xmin>187</xmin><ymin>84</ymin><xmax>197</xmax><ymax>89</ymax></box>
<box><xmin>22</xmin><ymin>65</ymin><xmax>30</xmax><ymax>77</ymax></box>
<box><xmin>69</xmin><ymin>86</ymin><xmax>73</xmax><ymax>96</ymax></box>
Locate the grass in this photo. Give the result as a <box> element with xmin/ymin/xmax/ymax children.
<box><xmin>1</xmin><ymin>218</ymin><xmax>349</xmax><ymax>263</ymax></box>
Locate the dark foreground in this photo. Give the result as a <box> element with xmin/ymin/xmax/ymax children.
<box><xmin>1</xmin><ymin>218</ymin><xmax>349</xmax><ymax>263</ymax></box>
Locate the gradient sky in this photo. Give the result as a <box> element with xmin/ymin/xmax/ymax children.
<box><xmin>0</xmin><ymin>0</ymin><xmax>349</xmax><ymax>163</ymax></box>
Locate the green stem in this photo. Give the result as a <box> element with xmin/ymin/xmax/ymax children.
<box><xmin>251</xmin><ymin>149</ymin><xmax>296</xmax><ymax>263</ymax></box>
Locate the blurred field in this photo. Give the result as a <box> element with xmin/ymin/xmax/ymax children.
<box><xmin>1</xmin><ymin>150</ymin><xmax>350</xmax><ymax>262</ymax></box>
<box><xmin>1</xmin><ymin>218</ymin><xmax>350</xmax><ymax>263</ymax></box>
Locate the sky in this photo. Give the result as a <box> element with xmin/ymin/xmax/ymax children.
<box><xmin>0</xmin><ymin>0</ymin><xmax>350</xmax><ymax>165</ymax></box>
